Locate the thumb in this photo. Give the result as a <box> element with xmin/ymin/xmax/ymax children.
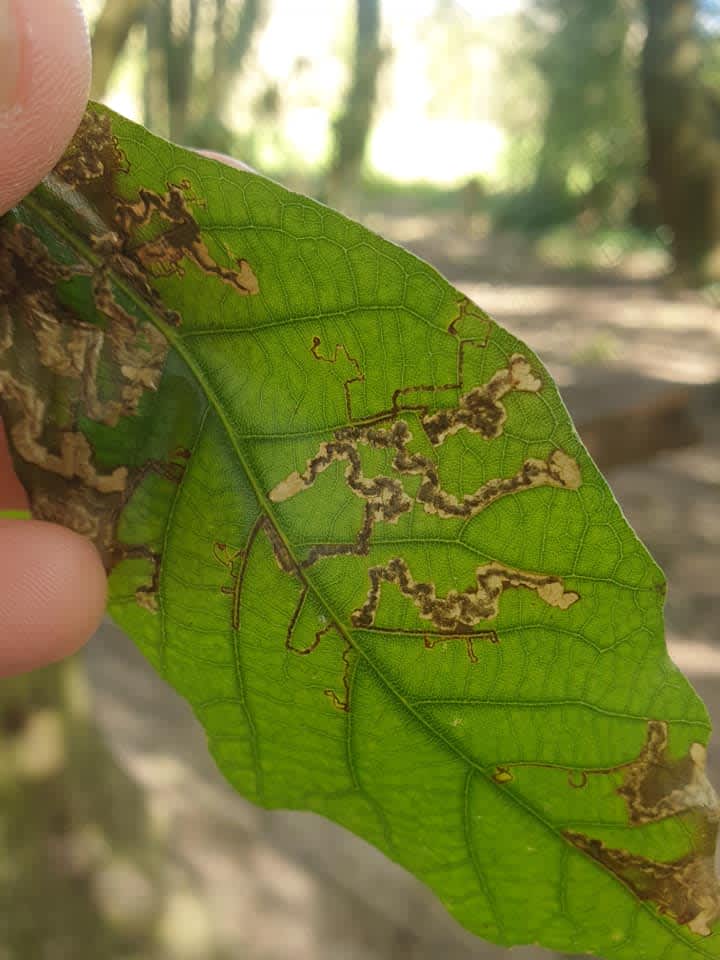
<box><xmin>0</xmin><ymin>1</ymin><xmax>104</xmax><ymax>677</ymax></box>
<box><xmin>0</xmin><ymin>519</ymin><xmax>107</xmax><ymax>677</ymax></box>
<box><xmin>0</xmin><ymin>0</ymin><xmax>90</xmax><ymax>215</ymax></box>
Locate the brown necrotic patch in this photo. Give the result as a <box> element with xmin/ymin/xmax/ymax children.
<box><xmin>53</xmin><ymin>110</ymin><xmax>129</xmax><ymax>193</ymax></box>
<box><xmin>421</xmin><ymin>353</ymin><xmax>542</xmax><ymax>446</ymax></box>
<box><xmin>551</xmin><ymin>723</ymin><xmax>720</xmax><ymax>937</ymax></box>
<box><xmin>0</xmin><ymin>222</ymin><xmax>168</xmax><ymax>499</ymax></box>
<box><xmin>0</xmin><ymin>222</ymin><xmax>167</xmax><ymax>435</ymax></box>
<box><xmin>114</xmin><ymin>181</ymin><xmax>258</xmax><ymax>295</ymax></box>
<box><xmin>0</xmin><ymin>216</ymin><xmax>191</xmax><ymax>614</ymax></box>
<box><xmin>0</xmin><ymin>371</ymin><xmax>128</xmax><ymax>494</ymax></box>
<box><xmin>52</xmin><ymin>107</ymin><xmax>259</xmax><ymax>311</ymax></box>
<box><xmin>617</xmin><ymin>720</ymin><xmax>720</xmax><ymax>826</ymax></box>
<box><xmin>1</xmin><ymin>105</ymin><xmax>263</xmax><ymax>617</ymax></box>
<box><xmin>564</xmin><ymin>828</ymin><xmax>720</xmax><ymax>937</ymax></box>
<box><xmin>269</xmin><ymin>416</ymin><xmax>580</xmax><ymax>564</ymax></box>
<box><xmin>351</xmin><ymin>557</ymin><xmax>578</xmax><ymax>633</ymax></box>
<box><xmin>31</xmin><ymin>491</ymin><xmax>101</xmax><ymax>540</ymax></box>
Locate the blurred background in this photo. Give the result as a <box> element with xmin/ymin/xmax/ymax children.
<box><xmin>2</xmin><ymin>0</ymin><xmax>720</xmax><ymax>957</ymax></box>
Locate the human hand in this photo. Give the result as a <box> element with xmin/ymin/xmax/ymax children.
<box><xmin>0</xmin><ymin>0</ymin><xmax>106</xmax><ymax>677</ymax></box>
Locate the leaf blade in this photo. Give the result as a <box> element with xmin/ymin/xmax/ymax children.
<box><xmin>1</xmin><ymin>102</ymin><xmax>718</xmax><ymax>959</ymax></box>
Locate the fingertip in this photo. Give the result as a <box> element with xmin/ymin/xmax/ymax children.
<box><xmin>0</xmin><ymin>0</ymin><xmax>91</xmax><ymax>214</ymax></box>
<box><xmin>0</xmin><ymin>519</ymin><xmax>107</xmax><ymax>676</ymax></box>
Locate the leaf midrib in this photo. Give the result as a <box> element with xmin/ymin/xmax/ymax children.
<box><xmin>23</xmin><ymin>182</ymin><xmax>705</xmax><ymax>958</ymax></box>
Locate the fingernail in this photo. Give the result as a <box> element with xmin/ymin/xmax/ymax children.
<box><xmin>0</xmin><ymin>0</ymin><xmax>21</xmax><ymax>111</ymax></box>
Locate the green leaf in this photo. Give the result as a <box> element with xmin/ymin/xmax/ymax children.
<box><xmin>1</xmin><ymin>103</ymin><xmax>718</xmax><ymax>959</ymax></box>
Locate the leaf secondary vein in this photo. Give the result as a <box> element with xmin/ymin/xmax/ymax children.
<box><xmin>22</xmin><ymin>186</ymin><xmax>705</xmax><ymax>956</ymax></box>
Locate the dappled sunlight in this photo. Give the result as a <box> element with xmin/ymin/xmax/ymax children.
<box><xmin>370</xmin><ymin>118</ymin><xmax>505</xmax><ymax>184</ymax></box>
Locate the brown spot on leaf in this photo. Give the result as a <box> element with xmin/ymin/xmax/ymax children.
<box><xmin>564</xmin><ymin>828</ymin><xmax>720</xmax><ymax>936</ymax></box>
<box><xmin>0</xmin><ymin>371</ymin><xmax>128</xmax><ymax>493</ymax></box>
<box><xmin>115</xmin><ymin>181</ymin><xmax>259</xmax><ymax>295</ymax></box>
<box><xmin>53</xmin><ymin>110</ymin><xmax>129</xmax><ymax>193</ymax></box>
<box><xmin>270</xmin><ymin>417</ymin><xmax>580</xmax><ymax>563</ymax></box>
<box><xmin>422</xmin><ymin>354</ymin><xmax>542</xmax><ymax>446</ymax></box>
<box><xmin>618</xmin><ymin>721</ymin><xmax>720</xmax><ymax>826</ymax></box>
<box><xmin>351</xmin><ymin>557</ymin><xmax>578</xmax><ymax>633</ymax></box>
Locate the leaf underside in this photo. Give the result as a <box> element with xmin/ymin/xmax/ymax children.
<box><xmin>1</xmin><ymin>104</ymin><xmax>719</xmax><ymax>959</ymax></box>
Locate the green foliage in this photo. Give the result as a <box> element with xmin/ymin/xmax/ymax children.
<box><xmin>1</xmin><ymin>104</ymin><xmax>719</xmax><ymax>959</ymax></box>
<box><xmin>499</xmin><ymin>0</ymin><xmax>643</xmax><ymax>228</ymax></box>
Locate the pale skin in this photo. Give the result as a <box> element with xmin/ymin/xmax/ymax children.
<box><xmin>0</xmin><ymin>0</ymin><xmax>107</xmax><ymax>675</ymax></box>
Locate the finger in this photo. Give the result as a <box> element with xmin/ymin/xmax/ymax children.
<box><xmin>0</xmin><ymin>519</ymin><xmax>107</xmax><ymax>676</ymax></box>
<box><xmin>0</xmin><ymin>0</ymin><xmax>91</xmax><ymax>215</ymax></box>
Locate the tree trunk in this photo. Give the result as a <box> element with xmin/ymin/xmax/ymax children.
<box><xmin>642</xmin><ymin>0</ymin><xmax>720</xmax><ymax>284</ymax></box>
<box><xmin>326</xmin><ymin>0</ymin><xmax>384</xmax><ymax>202</ymax></box>
<box><xmin>527</xmin><ymin>0</ymin><xmax>635</xmax><ymax>228</ymax></box>
<box><xmin>211</xmin><ymin>0</ymin><xmax>264</xmax><ymax>124</ymax></box>
<box><xmin>183</xmin><ymin>0</ymin><xmax>266</xmax><ymax>153</ymax></box>
<box><xmin>167</xmin><ymin>0</ymin><xmax>200</xmax><ymax>143</ymax></box>
<box><xmin>144</xmin><ymin>0</ymin><xmax>171</xmax><ymax>139</ymax></box>
<box><xmin>0</xmin><ymin>656</ymin><xmax>220</xmax><ymax>959</ymax></box>
<box><xmin>90</xmin><ymin>0</ymin><xmax>151</xmax><ymax>100</ymax></box>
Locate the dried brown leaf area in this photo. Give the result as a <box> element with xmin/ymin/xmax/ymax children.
<box><xmin>565</xmin><ymin>721</ymin><xmax>720</xmax><ymax>936</ymax></box>
<box><xmin>0</xmin><ymin>110</ymin><xmax>259</xmax><ymax>613</ymax></box>
<box><xmin>351</xmin><ymin>557</ymin><xmax>578</xmax><ymax>632</ymax></box>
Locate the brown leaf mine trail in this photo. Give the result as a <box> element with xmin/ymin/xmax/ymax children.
<box><xmin>270</xmin><ymin>351</ymin><xmax>581</xmax><ymax>636</ymax></box>
<box><xmin>0</xmin><ymin>111</ymin><xmax>258</xmax><ymax>612</ymax></box>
